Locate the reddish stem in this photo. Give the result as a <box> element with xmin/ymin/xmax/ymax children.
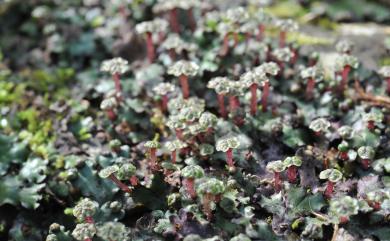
<box><xmin>287</xmin><ymin>166</ymin><xmax>297</xmax><ymax>183</ymax></box>
<box><xmin>169</xmin><ymin>49</ymin><xmax>176</xmax><ymax>61</ymax></box>
<box><xmin>226</xmin><ymin>148</ymin><xmax>234</xmax><ymax>168</ymax></box>
<box><xmin>262</xmin><ymin>81</ymin><xmax>270</xmax><ymax>112</ymax></box>
<box><xmin>362</xmin><ymin>159</ymin><xmax>371</xmax><ymax>169</ymax></box>
<box><xmin>339</xmin><ymin>65</ymin><xmax>351</xmax><ymax>93</ymax></box>
<box><xmin>309</xmin><ymin>58</ymin><xmax>317</xmax><ymax>67</ymax></box>
<box><xmin>171</xmin><ymin>150</ymin><xmax>177</xmax><ymax>164</ymax></box>
<box><xmin>184</xmin><ymin>178</ymin><xmax>196</xmax><ymax>199</ymax></box>
<box><xmin>179</xmin><ymin>75</ymin><xmax>190</xmax><ymax>99</ymax></box>
<box><xmin>306</xmin><ymin>77</ymin><xmax>315</xmax><ymax>100</ymax></box>
<box><xmin>274</xmin><ymin>172</ymin><xmax>281</xmax><ymax>192</ymax></box>
<box><xmin>339</xmin><ymin>216</ymin><xmax>349</xmax><ymax>224</ymax></box>
<box><xmin>387</xmin><ymin>77</ymin><xmax>390</xmax><ymax>94</ymax></box>
<box><xmin>229</xmin><ymin>96</ymin><xmax>240</xmax><ymax>114</ymax></box>
<box><xmin>367</xmin><ymin>120</ymin><xmax>375</xmax><ymax>131</ymax></box>
<box><xmin>233</xmin><ymin>32</ymin><xmax>239</xmax><ymax>48</ymax></box>
<box><xmin>150</xmin><ymin>148</ymin><xmax>158</xmax><ymax>170</ymax></box>
<box><xmin>257</xmin><ymin>24</ymin><xmax>265</xmax><ymax>41</ymax></box>
<box><xmin>106</xmin><ymin>109</ymin><xmax>117</xmax><ymax>121</ymax></box>
<box><xmin>170</xmin><ymin>8</ymin><xmax>180</xmax><ymax>33</ymax></box>
<box><xmin>188</xmin><ymin>8</ymin><xmax>196</xmax><ymax>32</ymax></box>
<box><xmin>175</xmin><ymin>129</ymin><xmax>184</xmax><ymax>140</ymax></box>
<box><xmin>145</xmin><ymin>32</ymin><xmax>155</xmax><ymax>63</ymax></box>
<box><xmin>112</xmin><ymin>72</ymin><xmax>122</xmax><ymax>95</ymax></box>
<box><xmin>217</xmin><ymin>94</ymin><xmax>227</xmax><ymax>119</ymax></box>
<box><xmin>203</xmin><ymin>193</ymin><xmax>214</xmax><ymax>220</ymax></box>
<box><xmin>324</xmin><ymin>181</ymin><xmax>334</xmax><ymax>198</ymax></box>
<box><xmin>279</xmin><ymin>31</ymin><xmax>286</xmax><ymax>47</ymax></box>
<box><xmin>291</xmin><ymin>48</ymin><xmax>298</xmax><ymax>65</ymax></box>
<box><xmin>130</xmin><ymin>175</ymin><xmax>138</xmax><ymax>186</ymax></box>
<box><xmin>250</xmin><ymin>83</ymin><xmax>258</xmax><ymax>116</ymax></box>
<box><xmin>339</xmin><ymin>151</ymin><xmax>349</xmax><ymax>161</ymax></box>
<box><xmin>161</xmin><ymin>95</ymin><xmax>168</xmax><ymax>113</ymax></box>
<box><xmin>109</xmin><ymin>174</ymin><xmax>132</xmax><ymax>193</ymax></box>
<box><xmin>85</xmin><ymin>238</ymin><xmax>92</xmax><ymax>241</ymax></box>
<box><xmin>85</xmin><ymin>216</ymin><xmax>94</xmax><ymax>224</ymax></box>
<box><xmin>220</xmin><ymin>33</ymin><xmax>230</xmax><ymax>56</ymax></box>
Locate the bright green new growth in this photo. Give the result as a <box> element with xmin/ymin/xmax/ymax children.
<box><xmin>216</xmin><ymin>137</ymin><xmax>240</xmax><ymax>152</ymax></box>
<box><xmin>181</xmin><ymin>165</ymin><xmax>204</xmax><ymax>179</ymax></box>
<box><xmin>98</xmin><ymin>165</ymin><xmax>119</xmax><ymax>178</ymax></box>
<box><xmin>266</xmin><ymin>160</ymin><xmax>286</xmax><ymax>172</ymax></box>
<box><xmin>283</xmin><ymin>156</ymin><xmax>302</xmax><ymax>167</ymax></box>
<box><xmin>73</xmin><ymin>198</ymin><xmax>99</xmax><ymax>220</ymax></box>
<box><xmin>319</xmin><ymin>169</ymin><xmax>343</xmax><ymax>182</ymax></box>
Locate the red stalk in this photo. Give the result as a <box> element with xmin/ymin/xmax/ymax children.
<box><xmin>387</xmin><ymin>77</ymin><xmax>390</xmax><ymax>94</ymax></box>
<box><xmin>130</xmin><ymin>175</ymin><xmax>138</xmax><ymax>186</ymax></box>
<box><xmin>161</xmin><ymin>95</ymin><xmax>168</xmax><ymax>113</ymax></box>
<box><xmin>112</xmin><ymin>73</ymin><xmax>122</xmax><ymax>95</ymax></box>
<box><xmin>106</xmin><ymin>109</ymin><xmax>117</xmax><ymax>121</ymax></box>
<box><xmin>324</xmin><ymin>181</ymin><xmax>334</xmax><ymax>198</ymax></box>
<box><xmin>226</xmin><ymin>148</ymin><xmax>234</xmax><ymax>168</ymax></box>
<box><xmin>175</xmin><ymin>129</ymin><xmax>184</xmax><ymax>140</ymax></box>
<box><xmin>171</xmin><ymin>150</ymin><xmax>177</xmax><ymax>164</ymax></box>
<box><xmin>184</xmin><ymin>178</ymin><xmax>196</xmax><ymax>199</ymax></box>
<box><xmin>291</xmin><ymin>48</ymin><xmax>298</xmax><ymax>65</ymax></box>
<box><xmin>274</xmin><ymin>172</ymin><xmax>281</xmax><ymax>192</ymax></box>
<box><xmin>339</xmin><ymin>216</ymin><xmax>349</xmax><ymax>224</ymax></box>
<box><xmin>257</xmin><ymin>24</ymin><xmax>265</xmax><ymax>41</ymax></box>
<box><xmin>250</xmin><ymin>83</ymin><xmax>258</xmax><ymax>116</ymax></box>
<box><xmin>362</xmin><ymin>159</ymin><xmax>371</xmax><ymax>169</ymax></box>
<box><xmin>170</xmin><ymin>8</ymin><xmax>180</xmax><ymax>33</ymax></box>
<box><xmin>339</xmin><ymin>151</ymin><xmax>349</xmax><ymax>161</ymax></box>
<box><xmin>85</xmin><ymin>238</ymin><xmax>92</xmax><ymax>241</ymax></box>
<box><xmin>261</xmin><ymin>81</ymin><xmax>270</xmax><ymax>112</ymax></box>
<box><xmin>279</xmin><ymin>31</ymin><xmax>286</xmax><ymax>47</ymax></box>
<box><xmin>150</xmin><ymin>148</ymin><xmax>158</xmax><ymax>170</ymax></box>
<box><xmin>220</xmin><ymin>33</ymin><xmax>230</xmax><ymax>56</ymax></box>
<box><xmin>367</xmin><ymin>120</ymin><xmax>375</xmax><ymax>131</ymax></box>
<box><xmin>85</xmin><ymin>216</ymin><xmax>94</xmax><ymax>224</ymax></box>
<box><xmin>229</xmin><ymin>96</ymin><xmax>240</xmax><ymax>114</ymax></box>
<box><xmin>287</xmin><ymin>166</ymin><xmax>297</xmax><ymax>183</ymax></box>
<box><xmin>233</xmin><ymin>32</ymin><xmax>239</xmax><ymax>48</ymax></box>
<box><xmin>145</xmin><ymin>32</ymin><xmax>155</xmax><ymax>63</ymax></box>
<box><xmin>179</xmin><ymin>75</ymin><xmax>190</xmax><ymax>99</ymax></box>
<box><xmin>306</xmin><ymin>77</ymin><xmax>315</xmax><ymax>100</ymax></box>
<box><xmin>339</xmin><ymin>65</ymin><xmax>351</xmax><ymax>93</ymax></box>
<box><xmin>217</xmin><ymin>94</ymin><xmax>227</xmax><ymax>119</ymax></box>
<box><xmin>169</xmin><ymin>49</ymin><xmax>176</xmax><ymax>61</ymax></box>
<box><xmin>109</xmin><ymin>174</ymin><xmax>131</xmax><ymax>193</ymax></box>
<box><xmin>203</xmin><ymin>193</ymin><xmax>214</xmax><ymax>220</ymax></box>
<box><xmin>188</xmin><ymin>8</ymin><xmax>196</xmax><ymax>32</ymax></box>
